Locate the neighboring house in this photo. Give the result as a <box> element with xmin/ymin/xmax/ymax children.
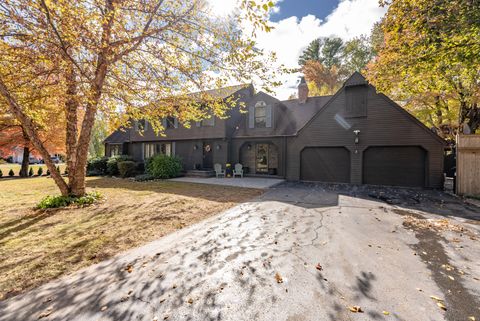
<box><xmin>104</xmin><ymin>73</ymin><xmax>445</xmax><ymax>188</ymax></box>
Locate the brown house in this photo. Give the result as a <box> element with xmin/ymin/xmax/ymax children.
<box><xmin>104</xmin><ymin>72</ymin><xmax>445</xmax><ymax>188</ymax></box>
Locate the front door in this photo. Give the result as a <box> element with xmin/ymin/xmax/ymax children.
<box><xmin>256</xmin><ymin>143</ymin><xmax>268</xmax><ymax>173</ymax></box>
<box><xmin>202</xmin><ymin>142</ymin><xmax>213</xmax><ymax>169</ymax></box>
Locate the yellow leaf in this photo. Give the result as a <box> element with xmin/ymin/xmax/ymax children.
<box><xmin>436</xmin><ymin>302</ymin><xmax>447</xmax><ymax>311</ymax></box>
<box><xmin>382</xmin><ymin>311</ymin><xmax>390</xmax><ymax>315</ymax></box>
<box><xmin>348</xmin><ymin>306</ymin><xmax>363</xmax><ymax>313</ymax></box>
<box><xmin>274</xmin><ymin>272</ymin><xmax>283</xmax><ymax>283</ymax></box>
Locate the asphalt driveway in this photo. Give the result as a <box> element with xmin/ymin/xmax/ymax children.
<box><xmin>1</xmin><ymin>183</ymin><xmax>479</xmax><ymax>321</ymax></box>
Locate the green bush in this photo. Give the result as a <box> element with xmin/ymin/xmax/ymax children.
<box><xmin>117</xmin><ymin>160</ymin><xmax>136</xmax><ymax>178</ymax></box>
<box><xmin>87</xmin><ymin>157</ymin><xmax>108</xmax><ymax>176</ymax></box>
<box><xmin>8</xmin><ymin>169</ymin><xmax>14</xmax><ymax>177</ymax></box>
<box><xmin>37</xmin><ymin>167</ymin><xmax>43</xmax><ymax>176</ymax></box>
<box><xmin>0</xmin><ymin>169</ymin><xmax>3</xmax><ymax>178</ymax></box>
<box><xmin>28</xmin><ymin>167</ymin><xmax>34</xmax><ymax>177</ymax></box>
<box><xmin>37</xmin><ymin>191</ymin><xmax>102</xmax><ymax>209</ymax></box>
<box><xmin>146</xmin><ymin>154</ymin><xmax>182</xmax><ymax>179</ymax></box>
<box><xmin>46</xmin><ymin>169</ymin><xmax>50</xmax><ymax>176</ymax></box>
<box><xmin>107</xmin><ymin>155</ymin><xmax>133</xmax><ymax>176</ymax></box>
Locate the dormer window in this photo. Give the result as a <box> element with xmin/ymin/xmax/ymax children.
<box><xmin>254</xmin><ymin>101</ymin><xmax>267</xmax><ymax>128</ymax></box>
<box><xmin>166</xmin><ymin>116</ymin><xmax>176</xmax><ymax>129</ymax></box>
<box><xmin>134</xmin><ymin>119</ymin><xmax>148</xmax><ymax>132</ymax></box>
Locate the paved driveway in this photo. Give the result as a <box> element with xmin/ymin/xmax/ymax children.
<box><xmin>1</xmin><ymin>183</ymin><xmax>479</xmax><ymax>321</ymax></box>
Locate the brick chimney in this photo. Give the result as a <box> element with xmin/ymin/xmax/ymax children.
<box><xmin>298</xmin><ymin>76</ymin><xmax>308</xmax><ymax>104</ymax></box>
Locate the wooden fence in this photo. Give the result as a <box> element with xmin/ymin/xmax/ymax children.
<box><xmin>456</xmin><ymin>134</ymin><xmax>480</xmax><ymax>196</ymax></box>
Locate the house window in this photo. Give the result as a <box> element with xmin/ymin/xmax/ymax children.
<box><xmin>144</xmin><ymin>143</ymin><xmax>171</xmax><ymax>159</ymax></box>
<box><xmin>110</xmin><ymin>144</ymin><xmax>121</xmax><ymax>157</ymax></box>
<box><xmin>166</xmin><ymin>116</ymin><xmax>176</xmax><ymax>129</ymax></box>
<box><xmin>255</xmin><ymin>101</ymin><xmax>266</xmax><ymax>128</ymax></box>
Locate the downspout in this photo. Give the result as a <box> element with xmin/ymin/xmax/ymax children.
<box><xmin>283</xmin><ymin>136</ymin><xmax>287</xmax><ymax>179</ymax></box>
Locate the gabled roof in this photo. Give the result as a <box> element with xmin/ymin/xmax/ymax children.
<box><xmin>104</xmin><ymin>128</ymin><xmax>130</xmax><ymax>144</ymax></box>
<box><xmin>281</xmin><ymin>95</ymin><xmax>332</xmax><ymax>135</ymax></box>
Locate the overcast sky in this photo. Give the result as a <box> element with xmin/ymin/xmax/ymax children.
<box><xmin>209</xmin><ymin>0</ymin><xmax>387</xmax><ymax>99</ymax></box>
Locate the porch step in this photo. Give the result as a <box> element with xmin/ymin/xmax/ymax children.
<box><xmin>184</xmin><ymin>170</ymin><xmax>215</xmax><ymax>178</ymax></box>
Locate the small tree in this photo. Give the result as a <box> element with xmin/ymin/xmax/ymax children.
<box><xmin>8</xmin><ymin>169</ymin><xmax>14</xmax><ymax>177</ymax></box>
<box><xmin>28</xmin><ymin>167</ymin><xmax>33</xmax><ymax>177</ymax></box>
<box><xmin>46</xmin><ymin>169</ymin><xmax>50</xmax><ymax>176</ymax></box>
<box><xmin>37</xmin><ymin>167</ymin><xmax>43</xmax><ymax>176</ymax></box>
<box><xmin>0</xmin><ymin>169</ymin><xmax>3</xmax><ymax>178</ymax></box>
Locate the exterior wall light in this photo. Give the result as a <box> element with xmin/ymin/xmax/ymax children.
<box><xmin>353</xmin><ymin>129</ymin><xmax>360</xmax><ymax>144</ymax></box>
<box><xmin>216</xmin><ymin>144</ymin><xmax>221</xmax><ymax>150</ymax></box>
<box><xmin>193</xmin><ymin>145</ymin><xmax>198</xmax><ymax>150</ymax></box>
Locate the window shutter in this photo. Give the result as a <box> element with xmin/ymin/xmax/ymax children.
<box><xmin>265</xmin><ymin>105</ymin><xmax>272</xmax><ymax>128</ymax></box>
<box><xmin>144</xmin><ymin>120</ymin><xmax>149</xmax><ymax>131</ymax></box>
<box><xmin>174</xmin><ymin>118</ymin><xmax>179</xmax><ymax>128</ymax></box>
<box><xmin>172</xmin><ymin>142</ymin><xmax>176</xmax><ymax>156</ymax></box>
<box><xmin>134</xmin><ymin>120</ymin><xmax>139</xmax><ymax>131</ymax></box>
<box><xmin>162</xmin><ymin>118</ymin><xmax>167</xmax><ymax>128</ymax></box>
<box><xmin>248</xmin><ymin>105</ymin><xmax>255</xmax><ymax>128</ymax></box>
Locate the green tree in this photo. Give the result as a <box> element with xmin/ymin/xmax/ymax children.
<box><xmin>298</xmin><ymin>39</ymin><xmax>321</xmax><ymax>66</ymax></box>
<box><xmin>342</xmin><ymin>36</ymin><xmax>374</xmax><ymax>74</ymax></box>
<box><xmin>367</xmin><ymin>0</ymin><xmax>480</xmax><ymax>135</ymax></box>
<box><xmin>88</xmin><ymin>119</ymin><xmax>108</xmax><ymax>158</ymax></box>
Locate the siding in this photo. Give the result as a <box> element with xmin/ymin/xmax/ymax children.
<box><xmin>287</xmin><ymin>85</ymin><xmax>445</xmax><ymax>188</ymax></box>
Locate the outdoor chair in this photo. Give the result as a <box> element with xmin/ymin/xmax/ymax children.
<box><xmin>214</xmin><ymin>163</ymin><xmax>225</xmax><ymax>178</ymax></box>
<box><xmin>233</xmin><ymin>163</ymin><xmax>243</xmax><ymax>178</ymax></box>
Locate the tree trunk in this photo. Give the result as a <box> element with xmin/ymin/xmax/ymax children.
<box><xmin>19</xmin><ymin>146</ymin><xmax>30</xmax><ymax>177</ymax></box>
<box><xmin>64</xmin><ymin>61</ymin><xmax>79</xmax><ymax>189</ymax></box>
<box><xmin>0</xmin><ymin>78</ymin><xmax>70</xmax><ymax>195</ymax></box>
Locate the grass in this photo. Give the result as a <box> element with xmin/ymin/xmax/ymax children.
<box><xmin>0</xmin><ymin>176</ymin><xmax>262</xmax><ymax>300</ymax></box>
<box><xmin>0</xmin><ymin>163</ymin><xmax>67</xmax><ymax>176</ymax></box>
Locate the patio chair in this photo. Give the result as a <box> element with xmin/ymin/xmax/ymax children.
<box><xmin>214</xmin><ymin>163</ymin><xmax>225</xmax><ymax>178</ymax></box>
<box><xmin>233</xmin><ymin>163</ymin><xmax>243</xmax><ymax>178</ymax></box>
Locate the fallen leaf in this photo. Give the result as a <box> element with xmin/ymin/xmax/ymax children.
<box><xmin>101</xmin><ymin>306</ymin><xmax>108</xmax><ymax>311</ymax></box>
<box><xmin>275</xmin><ymin>272</ymin><xmax>283</xmax><ymax>283</ymax></box>
<box><xmin>416</xmin><ymin>287</ymin><xmax>423</xmax><ymax>292</ymax></box>
<box><xmin>430</xmin><ymin>295</ymin><xmax>443</xmax><ymax>301</ymax></box>
<box><xmin>448</xmin><ymin>275</ymin><xmax>455</xmax><ymax>281</ymax></box>
<box><xmin>187</xmin><ymin>298</ymin><xmax>193</xmax><ymax>304</ymax></box>
<box><xmin>382</xmin><ymin>311</ymin><xmax>390</xmax><ymax>315</ymax></box>
<box><xmin>315</xmin><ymin>263</ymin><xmax>323</xmax><ymax>271</ymax></box>
<box><xmin>38</xmin><ymin>308</ymin><xmax>53</xmax><ymax>319</ymax></box>
<box><xmin>125</xmin><ymin>265</ymin><xmax>133</xmax><ymax>273</ymax></box>
<box><xmin>436</xmin><ymin>302</ymin><xmax>447</xmax><ymax>311</ymax></box>
<box><xmin>348</xmin><ymin>306</ymin><xmax>363</xmax><ymax>313</ymax></box>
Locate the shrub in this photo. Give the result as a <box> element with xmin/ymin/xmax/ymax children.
<box><xmin>146</xmin><ymin>154</ymin><xmax>182</xmax><ymax>179</ymax></box>
<box><xmin>117</xmin><ymin>161</ymin><xmax>136</xmax><ymax>178</ymax></box>
<box><xmin>0</xmin><ymin>159</ymin><xmax>6</xmax><ymax>165</ymax></box>
<box><xmin>37</xmin><ymin>167</ymin><xmax>43</xmax><ymax>176</ymax></box>
<box><xmin>107</xmin><ymin>155</ymin><xmax>133</xmax><ymax>176</ymax></box>
<box><xmin>8</xmin><ymin>169</ymin><xmax>14</xmax><ymax>177</ymax></box>
<box><xmin>28</xmin><ymin>167</ymin><xmax>34</xmax><ymax>177</ymax></box>
<box><xmin>46</xmin><ymin>169</ymin><xmax>50</xmax><ymax>176</ymax></box>
<box><xmin>134</xmin><ymin>173</ymin><xmax>155</xmax><ymax>182</ymax></box>
<box><xmin>87</xmin><ymin>157</ymin><xmax>108</xmax><ymax>176</ymax></box>
<box><xmin>0</xmin><ymin>169</ymin><xmax>3</xmax><ymax>178</ymax></box>
<box><xmin>37</xmin><ymin>191</ymin><xmax>102</xmax><ymax>209</ymax></box>
<box><xmin>56</xmin><ymin>166</ymin><xmax>60</xmax><ymax>173</ymax></box>
<box><xmin>64</xmin><ymin>168</ymin><xmax>68</xmax><ymax>175</ymax></box>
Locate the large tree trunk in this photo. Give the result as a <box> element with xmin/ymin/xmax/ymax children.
<box><xmin>64</xmin><ymin>61</ymin><xmax>79</xmax><ymax>192</ymax></box>
<box><xmin>19</xmin><ymin>146</ymin><xmax>30</xmax><ymax>177</ymax></box>
<box><xmin>0</xmin><ymin>78</ymin><xmax>70</xmax><ymax>195</ymax></box>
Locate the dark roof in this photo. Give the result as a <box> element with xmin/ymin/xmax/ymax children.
<box><xmin>188</xmin><ymin>84</ymin><xmax>251</xmax><ymax>100</ymax></box>
<box><xmin>104</xmin><ymin>128</ymin><xmax>129</xmax><ymax>144</ymax></box>
<box><xmin>280</xmin><ymin>95</ymin><xmax>333</xmax><ymax>134</ymax></box>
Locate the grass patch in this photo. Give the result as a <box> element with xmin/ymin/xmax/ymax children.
<box><xmin>0</xmin><ymin>177</ymin><xmax>262</xmax><ymax>300</ymax></box>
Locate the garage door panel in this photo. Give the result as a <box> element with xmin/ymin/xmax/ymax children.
<box><xmin>301</xmin><ymin>147</ymin><xmax>350</xmax><ymax>183</ymax></box>
<box><xmin>363</xmin><ymin>146</ymin><xmax>426</xmax><ymax>187</ymax></box>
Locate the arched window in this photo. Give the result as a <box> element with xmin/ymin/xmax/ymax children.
<box><xmin>254</xmin><ymin>101</ymin><xmax>267</xmax><ymax>128</ymax></box>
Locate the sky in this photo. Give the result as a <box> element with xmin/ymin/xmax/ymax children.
<box><xmin>209</xmin><ymin>0</ymin><xmax>387</xmax><ymax>99</ymax></box>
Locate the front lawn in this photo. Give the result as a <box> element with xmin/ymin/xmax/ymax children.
<box><xmin>0</xmin><ymin>177</ymin><xmax>262</xmax><ymax>300</ymax></box>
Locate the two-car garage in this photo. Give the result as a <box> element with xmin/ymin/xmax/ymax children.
<box><xmin>300</xmin><ymin>146</ymin><xmax>427</xmax><ymax>187</ymax></box>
